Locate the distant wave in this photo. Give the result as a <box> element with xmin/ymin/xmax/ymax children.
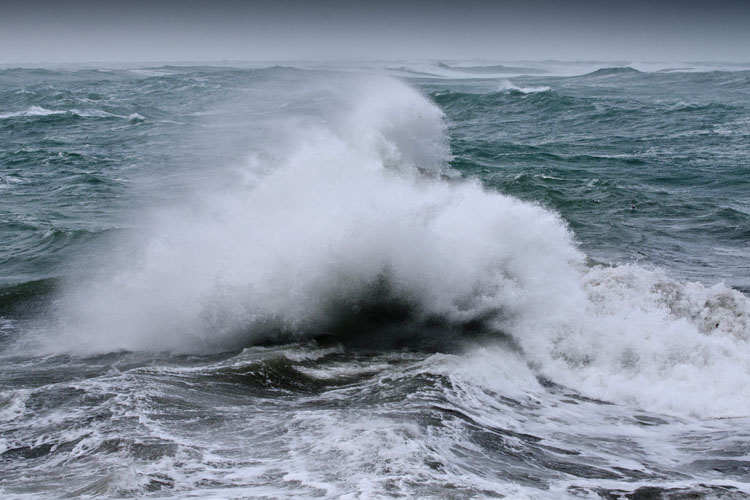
<box><xmin>582</xmin><ymin>66</ymin><xmax>643</xmax><ymax>77</ymax></box>
<box><xmin>497</xmin><ymin>79</ymin><xmax>551</xmax><ymax>94</ymax></box>
<box><xmin>437</xmin><ymin>62</ymin><xmax>549</xmax><ymax>75</ymax></box>
<box><xmin>431</xmin><ymin>88</ymin><xmax>582</xmax><ymax>115</ymax></box>
<box><xmin>385</xmin><ymin>66</ymin><xmax>442</xmax><ymax>77</ymax></box>
<box><xmin>387</xmin><ymin>62</ymin><xmax>549</xmax><ymax>79</ymax></box>
<box><xmin>0</xmin><ymin>106</ymin><xmax>138</xmax><ymax>120</ymax></box>
<box><xmin>0</xmin><ymin>106</ymin><xmax>68</xmax><ymax>119</ymax></box>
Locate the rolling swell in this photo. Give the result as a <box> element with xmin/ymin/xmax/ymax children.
<box><xmin>432</xmin><ymin>88</ymin><xmax>586</xmax><ymax>113</ymax></box>
<box><xmin>581</xmin><ymin>66</ymin><xmax>643</xmax><ymax>77</ymax></box>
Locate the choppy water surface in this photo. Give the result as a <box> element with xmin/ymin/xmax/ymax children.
<box><xmin>1</xmin><ymin>61</ymin><xmax>750</xmax><ymax>498</ymax></box>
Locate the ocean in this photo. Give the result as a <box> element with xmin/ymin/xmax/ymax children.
<box><xmin>1</xmin><ymin>61</ymin><xmax>749</xmax><ymax>499</ymax></box>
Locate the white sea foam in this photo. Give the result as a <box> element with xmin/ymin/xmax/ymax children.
<box><xmin>0</xmin><ymin>175</ymin><xmax>25</xmax><ymax>190</ymax></box>
<box><xmin>0</xmin><ymin>106</ymin><xmax>67</xmax><ymax>119</ymax></box>
<box><xmin>498</xmin><ymin>79</ymin><xmax>551</xmax><ymax>93</ymax></box>
<box><xmin>0</xmin><ymin>106</ymin><xmax>127</xmax><ymax>120</ymax></box>
<box><xmin>528</xmin><ymin>264</ymin><xmax>750</xmax><ymax>417</ymax></box>
<box><xmin>0</xmin><ymin>390</ymin><xmax>29</xmax><ymax>424</ymax></box>
<box><xmin>47</xmin><ymin>74</ymin><xmax>750</xmax><ymax>418</ymax></box>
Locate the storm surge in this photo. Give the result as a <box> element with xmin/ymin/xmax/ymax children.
<box><xmin>47</xmin><ymin>74</ymin><xmax>750</xmax><ymax>418</ymax></box>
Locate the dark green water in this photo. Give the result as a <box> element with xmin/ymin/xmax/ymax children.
<box><xmin>427</xmin><ymin>67</ymin><xmax>750</xmax><ymax>290</ymax></box>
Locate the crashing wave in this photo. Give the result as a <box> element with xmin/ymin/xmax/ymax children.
<box><xmin>42</xmin><ymin>74</ymin><xmax>750</xmax><ymax>418</ymax></box>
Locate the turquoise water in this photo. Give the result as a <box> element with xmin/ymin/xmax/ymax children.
<box><xmin>1</xmin><ymin>63</ymin><xmax>749</xmax><ymax>498</ymax></box>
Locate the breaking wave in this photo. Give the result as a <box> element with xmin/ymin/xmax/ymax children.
<box><xmin>498</xmin><ymin>79</ymin><xmax>551</xmax><ymax>94</ymax></box>
<box><xmin>41</xmin><ymin>74</ymin><xmax>750</xmax><ymax>418</ymax></box>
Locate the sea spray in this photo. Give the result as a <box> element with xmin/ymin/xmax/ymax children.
<box><xmin>44</xmin><ymin>73</ymin><xmax>750</xmax><ymax>418</ymax></box>
<box><xmin>52</xmin><ymin>75</ymin><xmax>585</xmax><ymax>355</ymax></box>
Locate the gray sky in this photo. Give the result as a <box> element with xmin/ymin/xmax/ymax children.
<box><xmin>1</xmin><ymin>0</ymin><xmax>749</xmax><ymax>64</ymax></box>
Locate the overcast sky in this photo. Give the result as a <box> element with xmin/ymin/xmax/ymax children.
<box><xmin>1</xmin><ymin>0</ymin><xmax>749</xmax><ymax>64</ymax></box>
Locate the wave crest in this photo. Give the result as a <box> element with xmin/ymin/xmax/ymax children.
<box><xmin>48</xmin><ymin>75</ymin><xmax>581</xmax><ymax>353</ymax></box>
<box><xmin>40</xmin><ymin>74</ymin><xmax>750</xmax><ymax>418</ymax></box>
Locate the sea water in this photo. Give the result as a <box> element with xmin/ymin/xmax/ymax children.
<box><xmin>1</xmin><ymin>61</ymin><xmax>749</xmax><ymax>498</ymax></box>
